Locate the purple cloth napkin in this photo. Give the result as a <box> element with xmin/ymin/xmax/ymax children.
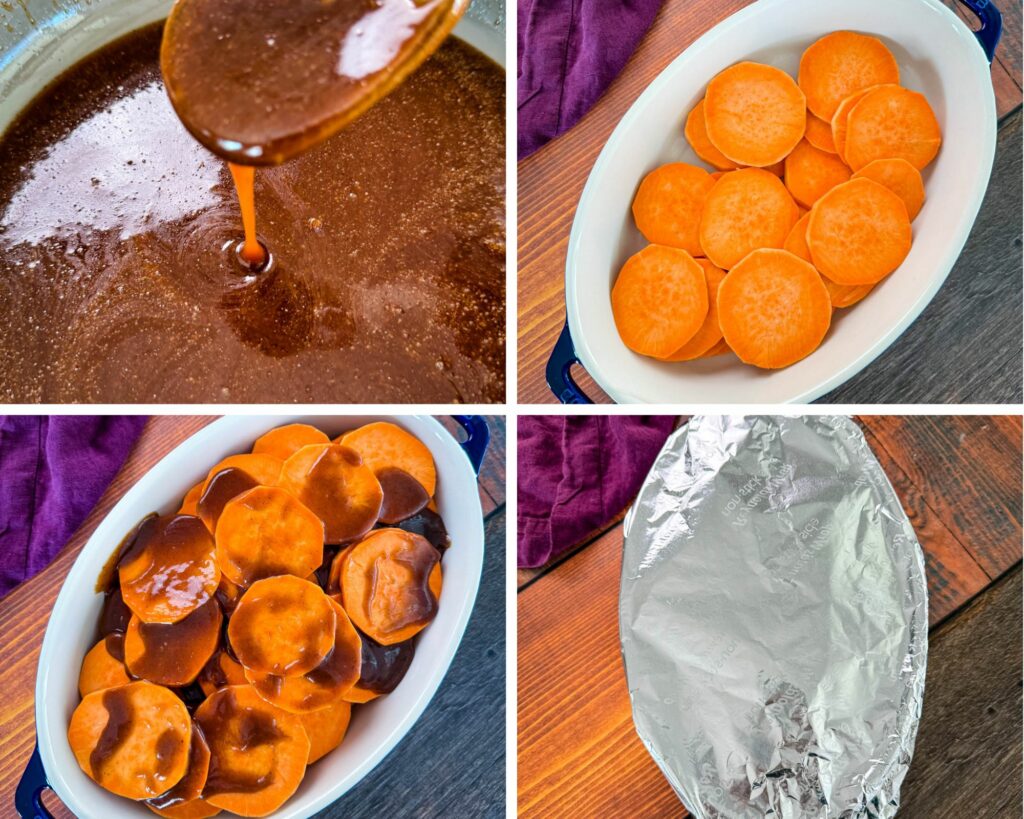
<box><xmin>518</xmin><ymin>0</ymin><xmax>663</xmax><ymax>159</ymax></box>
<box><xmin>518</xmin><ymin>415</ymin><xmax>675</xmax><ymax>568</ymax></box>
<box><xmin>0</xmin><ymin>416</ymin><xmax>146</xmax><ymax>597</ymax></box>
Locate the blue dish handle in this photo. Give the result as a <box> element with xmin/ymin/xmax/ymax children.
<box><xmin>958</xmin><ymin>0</ymin><xmax>1002</xmax><ymax>62</ymax></box>
<box><xmin>15</xmin><ymin>744</ymin><xmax>54</xmax><ymax>819</ymax></box>
<box><xmin>452</xmin><ymin>416</ymin><xmax>489</xmax><ymax>475</ymax></box>
<box><xmin>545</xmin><ymin>322</ymin><xmax>594</xmax><ymax>404</ymax></box>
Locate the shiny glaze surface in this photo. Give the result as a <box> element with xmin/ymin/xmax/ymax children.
<box><xmin>376</xmin><ymin>466</ymin><xmax>430</xmax><ymax>524</ymax></box>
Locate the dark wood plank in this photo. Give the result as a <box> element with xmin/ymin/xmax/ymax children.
<box><xmin>942</xmin><ymin>0</ymin><xmax>1022</xmax><ymax>116</ymax></box>
<box><xmin>899</xmin><ymin>566</ymin><xmax>1023</xmax><ymax>816</ymax></box>
<box><xmin>439</xmin><ymin>414</ymin><xmax>505</xmax><ymax>514</ymax></box>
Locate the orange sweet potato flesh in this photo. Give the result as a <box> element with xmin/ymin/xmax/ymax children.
<box><xmin>341</xmin><ymin>529</ymin><xmax>442</xmax><ymax>645</ymax></box>
<box><xmin>145</xmin><ymin>724</ymin><xmax>212</xmax><ymax>817</ymax></box>
<box><xmin>69</xmin><ymin>681</ymin><xmax>192</xmax><ymax>800</ymax></box>
<box><xmin>804</xmin><ymin>113</ymin><xmax>837</xmax><ymax>154</ymax></box>
<box><xmin>179</xmin><ymin>483</ymin><xmax>203</xmax><ymax>516</ymax></box>
<box><xmin>611</xmin><ymin>245</ymin><xmax>708</xmax><ymax>358</ymax></box>
<box><xmin>195</xmin><ymin>685</ymin><xmax>310</xmax><ymax>817</ymax></box>
<box><xmin>784</xmin><ymin>213</ymin><xmax>873</xmax><ymax>308</ymax></box>
<box><xmin>197</xmin><ymin>467</ymin><xmax>259</xmax><ymax>534</ymax></box>
<box><xmin>202</xmin><ymin>454</ymin><xmax>282</xmax><ymax>493</ymax></box>
<box><xmin>216</xmin><ymin>486</ymin><xmax>325</xmax><ymax>586</ymax></box>
<box><xmin>632</xmin><ymin>162</ymin><xmax>715</xmax><ymax>255</ymax></box>
<box><xmin>704</xmin><ymin>62</ymin><xmax>807</xmax><ymax>167</ymax></box>
<box><xmin>698</xmin><ymin>168</ymin><xmax>799</xmax><ymax>269</ymax></box>
<box><xmin>252</xmin><ymin>423</ymin><xmax>329</xmax><ymax>461</ymax></box>
<box><xmin>119</xmin><ymin>514</ymin><xmax>220</xmax><ymax>625</ymax></box>
<box><xmin>228</xmin><ymin>576</ymin><xmax>336</xmax><ymax>677</ymax></box>
<box><xmin>660</xmin><ymin>259</ymin><xmax>726</xmax><ymax>361</ymax></box>
<box><xmin>338</xmin><ymin>422</ymin><xmax>437</xmax><ymax>497</ymax></box>
<box><xmin>300</xmin><ymin>699</ymin><xmax>352</xmax><ymax>764</ymax></box>
<box><xmin>279</xmin><ymin>444</ymin><xmax>383</xmax><ymax>543</ymax></box>
<box><xmin>807</xmin><ymin>177</ymin><xmax>912</xmax><ymax>285</ymax></box>
<box><xmin>718</xmin><ymin>248</ymin><xmax>832</xmax><ymax>368</ymax></box>
<box><xmin>844</xmin><ymin>85</ymin><xmax>942</xmax><ymax>171</ymax></box>
<box><xmin>784</xmin><ymin>139</ymin><xmax>851</xmax><ymax>208</ymax></box>
<box><xmin>148</xmin><ymin>799</ymin><xmax>221</xmax><ymax>819</ymax></box>
<box><xmin>125</xmin><ymin>597</ymin><xmax>223</xmax><ymax>687</ymax></box>
<box><xmin>198</xmin><ymin>650</ymin><xmax>249</xmax><ymax>697</ymax></box>
<box><xmin>685</xmin><ymin>99</ymin><xmax>740</xmax><ymax>170</ymax></box>
<box><xmin>798</xmin><ymin>31</ymin><xmax>900</xmax><ymax>121</ymax></box>
<box><xmin>79</xmin><ymin>633</ymin><xmax>132</xmax><ymax>697</ymax></box>
<box><xmin>830</xmin><ymin>85</ymin><xmax>892</xmax><ymax>162</ymax></box>
<box><xmin>852</xmin><ymin>157</ymin><xmax>925</xmax><ymax>220</ymax></box>
<box><xmin>699</xmin><ymin>338</ymin><xmax>731</xmax><ymax>358</ymax></box>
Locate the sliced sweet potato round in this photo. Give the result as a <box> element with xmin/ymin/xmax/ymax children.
<box><xmin>807</xmin><ymin>177</ymin><xmax>912</xmax><ymax>285</ymax></box>
<box><xmin>125</xmin><ymin>597</ymin><xmax>223</xmax><ymax>687</ymax></box>
<box><xmin>279</xmin><ymin>444</ymin><xmax>383</xmax><ymax>544</ymax></box>
<box><xmin>246</xmin><ymin>598</ymin><xmax>362</xmax><ymax>713</ymax></box>
<box><xmin>631</xmin><ymin>162</ymin><xmax>715</xmax><ymax>254</ymax></box>
<box><xmin>718</xmin><ymin>248</ymin><xmax>832</xmax><ymax>368</ymax></box>
<box><xmin>179</xmin><ymin>483</ymin><xmax>203</xmax><ymax>516</ymax></box>
<box><xmin>852</xmin><ymin>157</ymin><xmax>925</xmax><ymax>220</ymax></box>
<box><xmin>784</xmin><ymin>139</ymin><xmax>852</xmax><ymax>208</ymax></box>
<box><xmin>300</xmin><ymin>699</ymin><xmax>352</xmax><ymax>764</ymax></box>
<box><xmin>119</xmin><ymin>515</ymin><xmax>220</xmax><ymax>625</ymax></box>
<box><xmin>69</xmin><ymin>681</ymin><xmax>192</xmax><ymax>800</ymax></box>
<box><xmin>345</xmin><ymin>632</ymin><xmax>416</xmax><ymax>703</ymax></box>
<box><xmin>195</xmin><ymin>685</ymin><xmax>310</xmax><ymax>817</ymax></box>
<box><xmin>798</xmin><ymin>31</ymin><xmax>900</xmax><ymax>121</ymax></box>
<box><xmin>699</xmin><ymin>168</ymin><xmax>799</xmax><ymax>269</ymax></box>
<box><xmin>197</xmin><ymin>468</ymin><xmax>260</xmax><ymax>534</ymax></box>
<box><xmin>844</xmin><ymin>84</ymin><xmax>942</xmax><ymax>171</ymax></box>
<box><xmin>79</xmin><ymin>633</ymin><xmax>132</xmax><ymax>697</ymax></box>
<box><xmin>376</xmin><ymin>467</ymin><xmax>431</xmax><ymax>524</ymax></box>
<box><xmin>198</xmin><ymin>650</ymin><xmax>249</xmax><ymax>697</ymax></box>
<box><xmin>338</xmin><ymin>422</ymin><xmax>437</xmax><ymax>496</ymax></box>
<box><xmin>252</xmin><ymin>423</ymin><xmax>329</xmax><ymax>461</ymax></box>
<box><xmin>216</xmin><ymin>486</ymin><xmax>325</xmax><ymax>586</ymax></box>
<box><xmin>684</xmin><ymin>98</ymin><xmax>740</xmax><ymax>170</ymax></box>
<box><xmin>830</xmin><ymin>84</ymin><xmax>891</xmax><ymax>162</ymax></box>
<box><xmin>699</xmin><ymin>338</ymin><xmax>731</xmax><ymax>358</ymax></box>
<box><xmin>145</xmin><ymin>723</ymin><xmax>211</xmax><ymax>817</ymax></box>
<box><xmin>784</xmin><ymin>214</ymin><xmax>874</xmax><ymax>308</ymax></box>
<box><xmin>202</xmin><ymin>454</ymin><xmax>282</xmax><ymax>493</ymax></box>
<box><xmin>229</xmin><ymin>576</ymin><xmax>336</xmax><ymax>677</ymax></box>
<box><xmin>704</xmin><ymin>61</ymin><xmax>806</xmax><ymax>167</ymax></box>
<box><xmin>341</xmin><ymin>529</ymin><xmax>442</xmax><ymax>645</ymax></box>
<box><xmin>660</xmin><ymin>259</ymin><xmax>726</xmax><ymax>361</ymax></box>
<box><xmin>148</xmin><ymin>799</ymin><xmax>221</xmax><ymax>819</ymax></box>
<box><xmin>804</xmin><ymin>112</ymin><xmax>837</xmax><ymax>154</ymax></box>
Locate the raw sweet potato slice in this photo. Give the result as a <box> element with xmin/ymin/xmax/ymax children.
<box><xmin>195</xmin><ymin>685</ymin><xmax>310</xmax><ymax>817</ymax></box>
<box><xmin>216</xmin><ymin>486</ymin><xmax>325</xmax><ymax>586</ymax></box>
<box><xmin>631</xmin><ymin>162</ymin><xmax>715</xmax><ymax>254</ymax></box>
<box><xmin>79</xmin><ymin>633</ymin><xmax>131</xmax><ymax>697</ymax></box>
<box><xmin>784</xmin><ymin>139</ymin><xmax>852</xmax><ymax>207</ymax></box>
<box><xmin>699</xmin><ymin>338</ymin><xmax>731</xmax><ymax>358</ymax></box>
<box><xmin>279</xmin><ymin>444</ymin><xmax>383</xmax><ymax>543</ymax></box>
<box><xmin>830</xmin><ymin>84</ymin><xmax>891</xmax><ymax>162</ymax></box>
<box><xmin>611</xmin><ymin>245</ymin><xmax>708</xmax><ymax>359</ymax></box>
<box><xmin>784</xmin><ymin>214</ymin><xmax>874</xmax><ymax>307</ymax></box>
<box><xmin>246</xmin><ymin>598</ymin><xmax>362</xmax><ymax>713</ymax></box>
<box><xmin>804</xmin><ymin>112</ymin><xmax>838</xmax><ymax>154</ymax></box>
<box><xmin>660</xmin><ymin>259</ymin><xmax>726</xmax><ymax>361</ymax></box>
<box><xmin>146</xmin><ymin>724</ymin><xmax>212</xmax><ymax>817</ymax></box>
<box><xmin>125</xmin><ymin>597</ymin><xmax>223</xmax><ymax>686</ymax></box>
<box><xmin>704</xmin><ymin>62</ymin><xmax>806</xmax><ymax>167</ymax></box>
<box><xmin>376</xmin><ymin>467</ymin><xmax>430</xmax><ymax>524</ymax></box>
<box><xmin>698</xmin><ymin>168</ymin><xmax>799</xmax><ymax>269</ymax></box>
<box><xmin>197</xmin><ymin>467</ymin><xmax>259</xmax><ymax>533</ymax></box>
<box><xmin>798</xmin><ymin>31</ymin><xmax>900</xmax><ymax>120</ymax></box>
<box><xmin>69</xmin><ymin>681</ymin><xmax>192</xmax><ymax>800</ymax></box>
<box><xmin>202</xmin><ymin>454</ymin><xmax>282</xmax><ymax>492</ymax></box>
<box><xmin>344</xmin><ymin>632</ymin><xmax>416</xmax><ymax>703</ymax></box>
<box><xmin>338</xmin><ymin>422</ymin><xmax>437</xmax><ymax>496</ymax></box>
<box><xmin>198</xmin><ymin>650</ymin><xmax>249</xmax><ymax>697</ymax></box>
<box><xmin>852</xmin><ymin>157</ymin><xmax>926</xmax><ymax>220</ymax></box>
<box><xmin>807</xmin><ymin>177</ymin><xmax>912</xmax><ymax>285</ymax></box>
<box><xmin>229</xmin><ymin>576</ymin><xmax>336</xmax><ymax>677</ymax></box>
<box><xmin>300</xmin><ymin>699</ymin><xmax>352</xmax><ymax>764</ymax></box>
<box><xmin>684</xmin><ymin>99</ymin><xmax>740</xmax><ymax>170</ymax></box>
<box><xmin>761</xmin><ymin>160</ymin><xmax>785</xmax><ymax>178</ymax></box>
<box><xmin>718</xmin><ymin>248</ymin><xmax>832</xmax><ymax>368</ymax></box>
<box><xmin>119</xmin><ymin>514</ymin><xmax>220</xmax><ymax>625</ymax></box>
<box><xmin>341</xmin><ymin>529</ymin><xmax>442</xmax><ymax>645</ymax></box>
<box><xmin>179</xmin><ymin>483</ymin><xmax>203</xmax><ymax>516</ymax></box>
<box><xmin>251</xmin><ymin>423</ymin><xmax>329</xmax><ymax>461</ymax></box>
<box><xmin>844</xmin><ymin>84</ymin><xmax>942</xmax><ymax>171</ymax></box>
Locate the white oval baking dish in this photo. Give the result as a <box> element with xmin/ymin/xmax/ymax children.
<box><xmin>17</xmin><ymin>414</ymin><xmax>489</xmax><ymax>818</ymax></box>
<box><xmin>555</xmin><ymin>0</ymin><xmax>1000</xmax><ymax>404</ymax></box>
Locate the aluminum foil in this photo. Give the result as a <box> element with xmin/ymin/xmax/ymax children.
<box><xmin>620</xmin><ymin>416</ymin><xmax>928</xmax><ymax>819</ymax></box>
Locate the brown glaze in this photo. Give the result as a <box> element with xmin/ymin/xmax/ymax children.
<box><xmin>146</xmin><ymin>724</ymin><xmax>212</xmax><ymax>810</ymax></box>
<box><xmin>125</xmin><ymin>597</ymin><xmax>223</xmax><ymax>686</ymax></box>
<box><xmin>96</xmin><ymin>513</ymin><xmax>158</xmax><ymax>593</ymax></box>
<box><xmin>99</xmin><ymin>588</ymin><xmax>134</xmax><ymax>637</ymax></box>
<box><xmin>393</xmin><ymin>507</ymin><xmax>450</xmax><ymax>552</ymax></box>
<box><xmin>0</xmin><ymin>24</ymin><xmax>505</xmax><ymax>403</ymax></box>
<box><xmin>89</xmin><ymin>686</ymin><xmax>134</xmax><ymax>779</ymax></box>
<box><xmin>356</xmin><ymin>632</ymin><xmax>415</xmax><ymax>694</ymax></box>
<box><xmin>105</xmin><ymin>632</ymin><xmax>126</xmax><ymax>664</ymax></box>
<box><xmin>370</xmin><ymin>546</ymin><xmax>439</xmax><ymax>632</ymax></box>
<box><xmin>197</xmin><ymin>467</ymin><xmax>259</xmax><ymax>533</ymax></box>
<box><xmin>376</xmin><ymin>466</ymin><xmax>430</xmax><ymax>524</ymax></box>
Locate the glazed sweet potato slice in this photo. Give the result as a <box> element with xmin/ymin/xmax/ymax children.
<box><xmin>198</xmin><ymin>650</ymin><xmax>249</xmax><ymax>697</ymax></box>
<box><xmin>279</xmin><ymin>444</ymin><xmax>383</xmax><ymax>543</ymax></box>
<box><xmin>202</xmin><ymin>453</ymin><xmax>282</xmax><ymax>492</ymax></box>
<box><xmin>69</xmin><ymin>681</ymin><xmax>192</xmax><ymax>800</ymax></box>
<box><xmin>783</xmin><ymin>213</ymin><xmax>873</xmax><ymax>308</ymax></box>
<box><xmin>229</xmin><ymin>576</ymin><xmax>336</xmax><ymax>677</ymax></box>
<box><xmin>804</xmin><ymin>112</ymin><xmax>837</xmax><ymax>154</ymax></box>
<box><xmin>844</xmin><ymin>84</ymin><xmax>942</xmax><ymax>171</ymax></box>
<box><xmin>341</xmin><ymin>529</ymin><xmax>442</xmax><ymax>645</ymax></box>
<box><xmin>344</xmin><ymin>632</ymin><xmax>416</xmax><ymax>703</ymax></box>
<box><xmin>251</xmin><ymin>423</ymin><xmax>329</xmax><ymax>460</ymax></box>
<box><xmin>146</xmin><ymin>724</ymin><xmax>212</xmax><ymax>817</ymax></box>
<box><xmin>631</xmin><ymin>162</ymin><xmax>715</xmax><ymax>255</ymax></box>
<box><xmin>784</xmin><ymin>139</ymin><xmax>851</xmax><ymax>208</ymax></box>
<box><xmin>830</xmin><ymin>84</ymin><xmax>891</xmax><ymax>162</ymax></box>
<box><xmin>807</xmin><ymin>177</ymin><xmax>912</xmax><ymax>285</ymax></box>
<box><xmin>179</xmin><ymin>483</ymin><xmax>203</xmax><ymax>516</ymax></box>
<box><xmin>119</xmin><ymin>514</ymin><xmax>220</xmax><ymax>625</ymax></box>
<box><xmin>718</xmin><ymin>248</ymin><xmax>832</xmax><ymax>368</ymax></box>
<box><xmin>195</xmin><ymin>685</ymin><xmax>310</xmax><ymax>817</ymax></box>
<box><xmin>197</xmin><ymin>467</ymin><xmax>260</xmax><ymax>533</ymax></box>
<box><xmin>125</xmin><ymin>597</ymin><xmax>223</xmax><ymax>686</ymax></box>
<box><xmin>684</xmin><ymin>99</ymin><xmax>740</xmax><ymax>170</ymax></box>
<box><xmin>300</xmin><ymin>699</ymin><xmax>352</xmax><ymax>764</ymax></box>
<box><xmin>394</xmin><ymin>507</ymin><xmax>451</xmax><ymax>553</ymax></box>
<box><xmin>611</xmin><ymin>245</ymin><xmax>708</xmax><ymax>359</ymax></box>
<box><xmin>704</xmin><ymin>62</ymin><xmax>806</xmax><ymax>167</ymax></box>
<box><xmin>798</xmin><ymin>31</ymin><xmax>900</xmax><ymax>120</ymax></box>
<box><xmin>216</xmin><ymin>486</ymin><xmax>325</xmax><ymax>586</ymax></box>
<box><xmin>246</xmin><ymin>598</ymin><xmax>362</xmax><ymax>713</ymax></box>
<box><xmin>698</xmin><ymin>169</ymin><xmax>799</xmax><ymax>269</ymax></box>
<box><xmin>148</xmin><ymin>798</ymin><xmax>221</xmax><ymax>819</ymax></box>
<box><xmin>660</xmin><ymin>259</ymin><xmax>726</xmax><ymax>361</ymax></box>
<box><xmin>338</xmin><ymin>422</ymin><xmax>437</xmax><ymax>496</ymax></box>
<box><xmin>79</xmin><ymin>633</ymin><xmax>131</xmax><ymax>697</ymax></box>
<box><xmin>852</xmin><ymin>157</ymin><xmax>925</xmax><ymax>220</ymax></box>
<box><xmin>376</xmin><ymin>467</ymin><xmax>431</xmax><ymax>524</ymax></box>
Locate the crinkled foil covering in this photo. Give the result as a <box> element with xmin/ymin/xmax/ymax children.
<box><xmin>619</xmin><ymin>416</ymin><xmax>928</xmax><ymax>819</ymax></box>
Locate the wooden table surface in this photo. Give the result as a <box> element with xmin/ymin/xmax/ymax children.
<box><xmin>0</xmin><ymin>415</ymin><xmax>506</xmax><ymax>819</ymax></box>
<box><xmin>518</xmin><ymin>415</ymin><xmax>1023</xmax><ymax>817</ymax></box>
<box><xmin>517</xmin><ymin>0</ymin><xmax>1024</xmax><ymax>404</ymax></box>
